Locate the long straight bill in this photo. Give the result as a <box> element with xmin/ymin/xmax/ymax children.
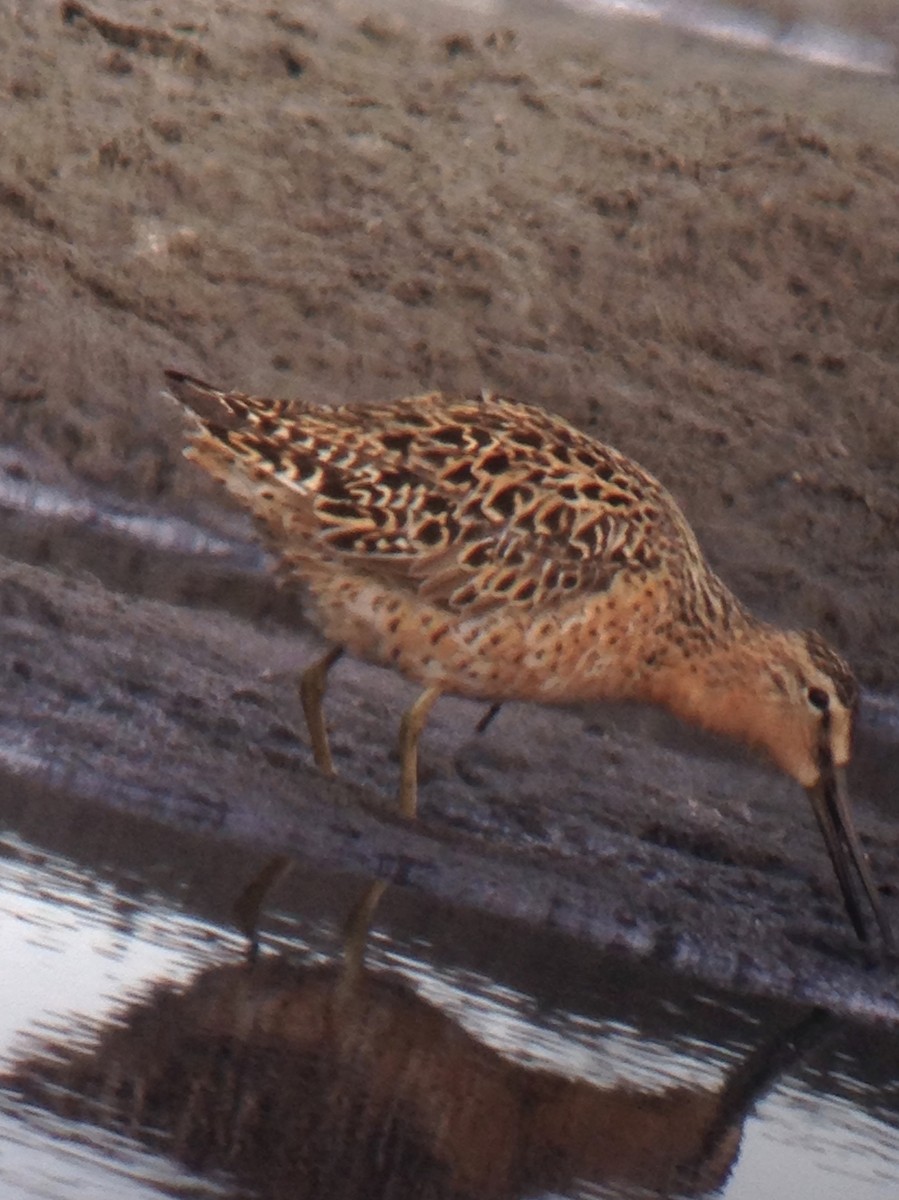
<box><xmin>806</xmin><ymin>767</ymin><xmax>895</xmax><ymax>953</ymax></box>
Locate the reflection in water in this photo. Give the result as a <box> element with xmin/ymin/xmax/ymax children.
<box><xmin>1</xmin><ymin>782</ymin><xmax>898</xmax><ymax>1200</ymax></box>
<box><xmin>8</xmin><ymin>879</ymin><xmax>833</xmax><ymax>1200</ymax></box>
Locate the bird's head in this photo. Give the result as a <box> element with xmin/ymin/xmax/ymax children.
<box><xmin>666</xmin><ymin>627</ymin><xmax>892</xmax><ymax>950</ymax></box>
<box><xmin>748</xmin><ymin>629</ymin><xmax>892</xmax><ymax>950</ymax></box>
<box><xmin>755</xmin><ymin>629</ymin><xmax>857</xmax><ymax>788</ymax></box>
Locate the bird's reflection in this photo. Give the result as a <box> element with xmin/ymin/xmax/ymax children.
<box><xmin>8</xmin><ymin>872</ymin><xmax>832</xmax><ymax>1200</ymax></box>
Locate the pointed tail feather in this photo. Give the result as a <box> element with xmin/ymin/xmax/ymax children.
<box><xmin>163</xmin><ymin>369</ymin><xmax>247</xmax><ymax>431</ymax></box>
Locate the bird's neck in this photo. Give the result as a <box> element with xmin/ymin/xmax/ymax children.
<box><xmin>646</xmin><ymin>611</ymin><xmax>793</xmax><ymax>764</ymax></box>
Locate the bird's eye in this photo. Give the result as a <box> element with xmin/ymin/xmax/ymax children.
<box><xmin>807</xmin><ymin>686</ymin><xmax>830</xmax><ymax>711</ymax></box>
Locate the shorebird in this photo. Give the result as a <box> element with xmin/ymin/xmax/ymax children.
<box><xmin>164</xmin><ymin>369</ymin><xmax>893</xmax><ymax>950</ymax></box>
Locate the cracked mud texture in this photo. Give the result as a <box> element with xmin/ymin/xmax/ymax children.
<box><xmin>0</xmin><ymin>1</ymin><xmax>898</xmax><ymax>1017</ymax></box>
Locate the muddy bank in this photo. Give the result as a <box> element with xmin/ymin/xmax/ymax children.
<box><xmin>1</xmin><ymin>545</ymin><xmax>897</xmax><ymax>1020</ymax></box>
<box><xmin>0</xmin><ymin>1</ymin><xmax>898</xmax><ymax>1015</ymax></box>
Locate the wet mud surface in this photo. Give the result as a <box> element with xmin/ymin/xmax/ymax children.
<box><xmin>0</xmin><ymin>1</ymin><xmax>898</xmax><ymax>1017</ymax></box>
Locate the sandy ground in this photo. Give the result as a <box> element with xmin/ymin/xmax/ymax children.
<box><xmin>1</xmin><ymin>0</ymin><xmax>898</xmax><ymax>1017</ymax></box>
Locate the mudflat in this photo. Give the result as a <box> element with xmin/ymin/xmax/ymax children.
<box><xmin>1</xmin><ymin>1</ymin><xmax>898</xmax><ymax>1016</ymax></box>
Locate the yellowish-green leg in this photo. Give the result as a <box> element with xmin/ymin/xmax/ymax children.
<box><xmin>299</xmin><ymin>645</ymin><xmax>343</xmax><ymax>776</ymax></box>
<box><xmin>232</xmin><ymin>854</ymin><xmax>293</xmax><ymax>956</ymax></box>
<box><xmin>340</xmin><ymin>879</ymin><xmax>389</xmax><ymax>990</ymax></box>
<box><xmin>397</xmin><ymin>685</ymin><xmax>442</xmax><ymax>819</ymax></box>
<box><xmin>476</xmin><ymin>702</ymin><xmax>502</xmax><ymax>734</ymax></box>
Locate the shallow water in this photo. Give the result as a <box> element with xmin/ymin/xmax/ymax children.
<box><xmin>509</xmin><ymin>0</ymin><xmax>897</xmax><ymax>75</ymax></box>
<box><xmin>1</xmin><ymin>780</ymin><xmax>898</xmax><ymax>1199</ymax></box>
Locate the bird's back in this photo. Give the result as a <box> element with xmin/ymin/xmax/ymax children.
<box><xmin>165</xmin><ymin>371</ymin><xmax>736</xmax><ymax>702</ymax></box>
<box><xmin>165</xmin><ymin>371</ymin><xmax>702</xmax><ymax>611</ymax></box>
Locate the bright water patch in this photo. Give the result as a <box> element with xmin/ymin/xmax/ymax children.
<box><xmin>572</xmin><ymin>1</ymin><xmax>896</xmax><ymax>75</ymax></box>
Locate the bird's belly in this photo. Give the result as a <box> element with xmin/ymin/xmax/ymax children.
<box><xmin>304</xmin><ymin>573</ymin><xmax>650</xmax><ymax>704</ymax></box>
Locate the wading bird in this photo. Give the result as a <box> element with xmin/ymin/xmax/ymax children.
<box><xmin>164</xmin><ymin>369</ymin><xmax>893</xmax><ymax>951</ymax></box>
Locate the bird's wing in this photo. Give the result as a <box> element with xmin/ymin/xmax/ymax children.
<box><xmin>165</xmin><ymin>371</ymin><xmax>676</xmax><ymax>616</ymax></box>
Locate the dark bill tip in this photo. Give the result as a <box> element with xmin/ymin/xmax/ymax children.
<box><xmin>806</xmin><ymin>768</ymin><xmax>895</xmax><ymax>955</ymax></box>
